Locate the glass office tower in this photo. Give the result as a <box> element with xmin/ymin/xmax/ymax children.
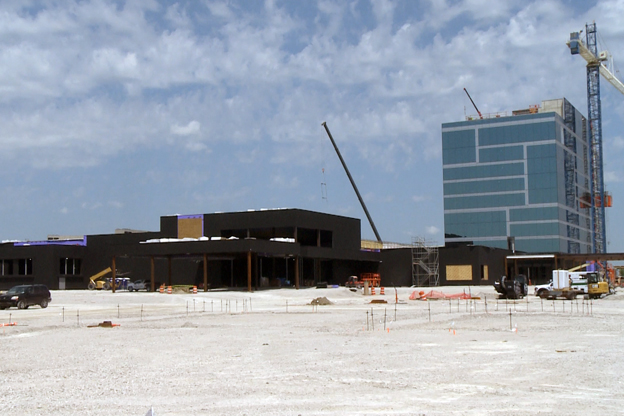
<box><xmin>442</xmin><ymin>98</ymin><xmax>592</xmax><ymax>254</ymax></box>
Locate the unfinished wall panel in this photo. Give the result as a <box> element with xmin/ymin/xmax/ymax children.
<box><xmin>178</xmin><ymin>215</ymin><xmax>204</xmax><ymax>239</ymax></box>
<box><xmin>446</xmin><ymin>265</ymin><xmax>472</xmax><ymax>281</ymax></box>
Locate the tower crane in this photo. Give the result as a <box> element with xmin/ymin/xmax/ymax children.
<box><xmin>567</xmin><ymin>22</ymin><xmax>624</xmax><ymax>253</ymax></box>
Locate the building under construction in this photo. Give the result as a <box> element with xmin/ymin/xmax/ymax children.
<box><xmin>442</xmin><ymin>98</ymin><xmax>603</xmax><ymax>254</ymax></box>
<box><xmin>0</xmin><ymin>207</ymin><xmax>515</xmax><ymax>290</ymax></box>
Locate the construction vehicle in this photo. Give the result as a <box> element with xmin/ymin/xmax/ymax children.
<box><xmin>87</xmin><ymin>268</ymin><xmax>131</xmax><ymax>290</ymax></box>
<box><xmin>87</xmin><ymin>267</ymin><xmax>113</xmax><ymax>290</ymax></box>
<box><xmin>345</xmin><ymin>273</ymin><xmax>381</xmax><ymax>288</ymax></box>
<box><xmin>535</xmin><ymin>264</ymin><xmax>610</xmax><ymax>300</ymax></box>
<box><xmin>586</xmin><ymin>272</ymin><xmax>611</xmax><ymax>298</ymax></box>
<box><xmin>493</xmin><ymin>274</ymin><xmax>528</xmax><ymax>299</ymax></box>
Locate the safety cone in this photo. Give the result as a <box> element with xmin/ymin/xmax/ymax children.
<box><xmin>159</xmin><ymin>285</ymin><xmax>164</xmax><ymax>294</ymax></box>
<box><xmin>371</xmin><ymin>286</ymin><xmax>376</xmax><ymax>295</ymax></box>
<box><xmin>167</xmin><ymin>286</ymin><xmax>172</xmax><ymax>294</ymax></box>
<box><xmin>380</xmin><ymin>287</ymin><xmax>385</xmax><ymax>295</ymax></box>
<box><xmin>193</xmin><ymin>286</ymin><xmax>197</xmax><ymax>294</ymax></box>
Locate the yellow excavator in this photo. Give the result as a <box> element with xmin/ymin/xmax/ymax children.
<box><xmin>87</xmin><ymin>268</ymin><xmax>112</xmax><ymax>290</ymax></box>
<box><xmin>566</xmin><ymin>263</ymin><xmax>610</xmax><ymax>298</ymax></box>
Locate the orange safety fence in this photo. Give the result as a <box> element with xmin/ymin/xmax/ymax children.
<box><xmin>409</xmin><ymin>290</ymin><xmax>472</xmax><ymax>300</ymax></box>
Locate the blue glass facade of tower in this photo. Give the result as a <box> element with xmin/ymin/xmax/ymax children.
<box><xmin>442</xmin><ymin>99</ymin><xmax>592</xmax><ymax>254</ymax></box>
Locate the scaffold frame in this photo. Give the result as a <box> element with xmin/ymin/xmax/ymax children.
<box><xmin>411</xmin><ymin>237</ymin><xmax>440</xmax><ymax>287</ymax></box>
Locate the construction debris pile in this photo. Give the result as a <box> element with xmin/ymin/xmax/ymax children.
<box><xmin>310</xmin><ymin>297</ymin><xmax>333</xmax><ymax>305</ymax></box>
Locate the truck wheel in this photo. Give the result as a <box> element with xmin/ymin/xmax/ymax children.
<box><xmin>537</xmin><ymin>290</ymin><xmax>548</xmax><ymax>299</ymax></box>
<box><xmin>40</xmin><ymin>299</ymin><xmax>49</xmax><ymax>308</ymax></box>
<box><xmin>567</xmin><ymin>292</ymin><xmax>576</xmax><ymax>300</ymax></box>
<box><xmin>17</xmin><ymin>300</ymin><xmax>27</xmax><ymax>309</ymax></box>
<box><xmin>87</xmin><ymin>282</ymin><xmax>96</xmax><ymax>290</ymax></box>
<box><xmin>103</xmin><ymin>282</ymin><xmax>111</xmax><ymax>290</ymax></box>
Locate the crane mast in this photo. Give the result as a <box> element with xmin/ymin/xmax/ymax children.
<box><xmin>585</xmin><ymin>23</ymin><xmax>606</xmax><ymax>254</ymax></box>
<box><xmin>321</xmin><ymin>122</ymin><xmax>383</xmax><ymax>243</ymax></box>
<box><xmin>567</xmin><ymin>22</ymin><xmax>623</xmax><ymax>253</ymax></box>
<box><xmin>463</xmin><ymin>88</ymin><xmax>483</xmax><ymax>119</ymax></box>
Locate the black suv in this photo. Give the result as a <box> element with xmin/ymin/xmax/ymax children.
<box><xmin>0</xmin><ymin>285</ymin><xmax>51</xmax><ymax>309</ymax></box>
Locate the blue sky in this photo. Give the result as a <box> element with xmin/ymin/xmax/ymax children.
<box><xmin>0</xmin><ymin>0</ymin><xmax>623</xmax><ymax>250</ymax></box>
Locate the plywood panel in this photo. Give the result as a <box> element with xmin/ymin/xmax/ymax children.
<box><xmin>446</xmin><ymin>265</ymin><xmax>472</xmax><ymax>281</ymax></box>
<box><xmin>178</xmin><ymin>217</ymin><xmax>203</xmax><ymax>239</ymax></box>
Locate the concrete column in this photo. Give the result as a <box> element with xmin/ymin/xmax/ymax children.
<box><xmin>167</xmin><ymin>256</ymin><xmax>172</xmax><ymax>286</ymax></box>
<box><xmin>203</xmin><ymin>254</ymin><xmax>208</xmax><ymax>292</ymax></box>
<box><xmin>150</xmin><ymin>257</ymin><xmax>155</xmax><ymax>292</ymax></box>
<box><xmin>111</xmin><ymin>256</ymin><xmax>116</xmax><ymax>293</ymax></box>
<box><xmin>247</xmin><ymin>251</ymin><xmax>252</xmax><ymax>292</ymax></box>
<box><xmin>295</xmin><ymin>256</ymin><xmax>300</xmax><ymax>290</ymax></box>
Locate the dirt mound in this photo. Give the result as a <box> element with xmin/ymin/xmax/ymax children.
<box><xmin>310</xmin><ymin>297</ymin><xmax>333</xmax><ymax>305</ymax></box>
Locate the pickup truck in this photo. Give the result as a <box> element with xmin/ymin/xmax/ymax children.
<box><xmin>127</xmin><ymin>279</ymin><xmax>151</xmax><ymax>292</ymax></box>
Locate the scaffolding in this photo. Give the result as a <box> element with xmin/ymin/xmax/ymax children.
<box><xmin>411</xmin><ymin>237</ymin><xmax>440</xmax><ymax>287</ymax></box>
<box><xmin>563</xmin><ymin>99</ymin><xmax>581</xmax><ymax>254</ymax></box>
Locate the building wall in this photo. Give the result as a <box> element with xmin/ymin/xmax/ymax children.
<box><xmin>442</xmin><ymin>98</ymin><xmax>592</xmax><ymax>254</ymax></box>
<box><xmin>439</xmin><ymin>244</ymin><xmax>511</xmax><ymax>285</ymax></box>
<box><xmin>379</xmin><ymin>248</ymin><xmax>413</xmax><ymax>287</ymax></box>
<box><xmin>0</xmin><ymin>243</ymin><xmax>87</xmax><ymax>290</ymax></box>
<box><xmin>0</xmin><ymin>209</ymin><xmax>376</xmax><ymax>290</ymax></box>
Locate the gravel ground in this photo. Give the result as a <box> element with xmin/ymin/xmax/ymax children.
<box><xmin>0</xmin><ymin>286</ymin><xmax>622</xmax><ymax>416</ymax></box>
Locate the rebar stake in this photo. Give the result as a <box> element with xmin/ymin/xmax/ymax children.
<box><xmin>428</xmin><ymin>300</ymin><xmax>431</xmax><ymax>322</ymax></box>
<box><xmin>371</xmin><ymin>308</ymin><xmax>374</xmax><ymax>331</ymax></box>
<box><xmin>384</xmin><ymin>309</ymin><xmax>387</xmax><ymax>331</ymax></box>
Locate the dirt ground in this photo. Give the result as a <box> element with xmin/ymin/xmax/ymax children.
<box><xmin>0</xmin><ymin>285</ymin><xmax>622</xmax><ymax>416</ymax></box>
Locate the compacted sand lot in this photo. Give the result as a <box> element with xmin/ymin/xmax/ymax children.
<box><xmin>0</xmin><ymin>286</ymin><xmax>622</xmax><ymax>416</ymax></box>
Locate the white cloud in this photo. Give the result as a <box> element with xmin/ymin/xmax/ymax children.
<box><xmin>611</xmin><ymin>136</ymin><xmax>624</xmax><ymax>149</ymax></box>
<box><xmin>108</xmin><ymin>201</ymin><xmax>124</xmax><ymax>209</ymax></box>
<box><xmin>206</xmin><ymin>1</ymin><xmax>235</xmax><ymax>19</ymax></box>
<box><xmin>184</xmin><ymin>141</ymin><xmax>210</xmax><ymax>152</ymax></box>
<box><xmin>81</xmin><ymin>202</ymin><xmax>103</xmax><ymax>210</ymax></box>
<box><xmin>412</xmin><ymin>195</ymin><xmax>430</xmax><ymax>203</ymax></box>
<box><xmin>171</xmin><ymin>120</ymin><xmax>201</xmax><ymax>136</ymax></box>
<box><xmin>272</xmin><ymin>174</ymin><xmax>300</xmax><ymax>189</ymax></box>
<box><xmin>604</xmin><ymin>171</ymin><xmax>622</xmax><ymax>183</ymax></box>
<box><xmin>426</xmin><ymin>225</ymin><xmax>440</xmax><ymax>235</ymax></box>
<box><xmin>0</xmin><ymin>1</ymin><xmax>623</xmax><ymax>244</ymax></box>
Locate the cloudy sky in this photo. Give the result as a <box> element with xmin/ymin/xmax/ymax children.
<box><xmin>1</xmin><ymin>0</ymin><xmax>624</xmax><ymax>250</ymax></box>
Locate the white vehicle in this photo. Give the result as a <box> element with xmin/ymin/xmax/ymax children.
<box><xmin>535</xmin><ymin>270</ymin><xmax>607</xmax><ymax>300</ymax></box>
<box><xmin>534</xmin><ymin>270</ymin><xmax>588</xmax><ymax>300</ymax></box>
<box><xmin>127</xmin><ymin>279</ymin><xmax>151</xmax><ymax>292</ymax></box>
